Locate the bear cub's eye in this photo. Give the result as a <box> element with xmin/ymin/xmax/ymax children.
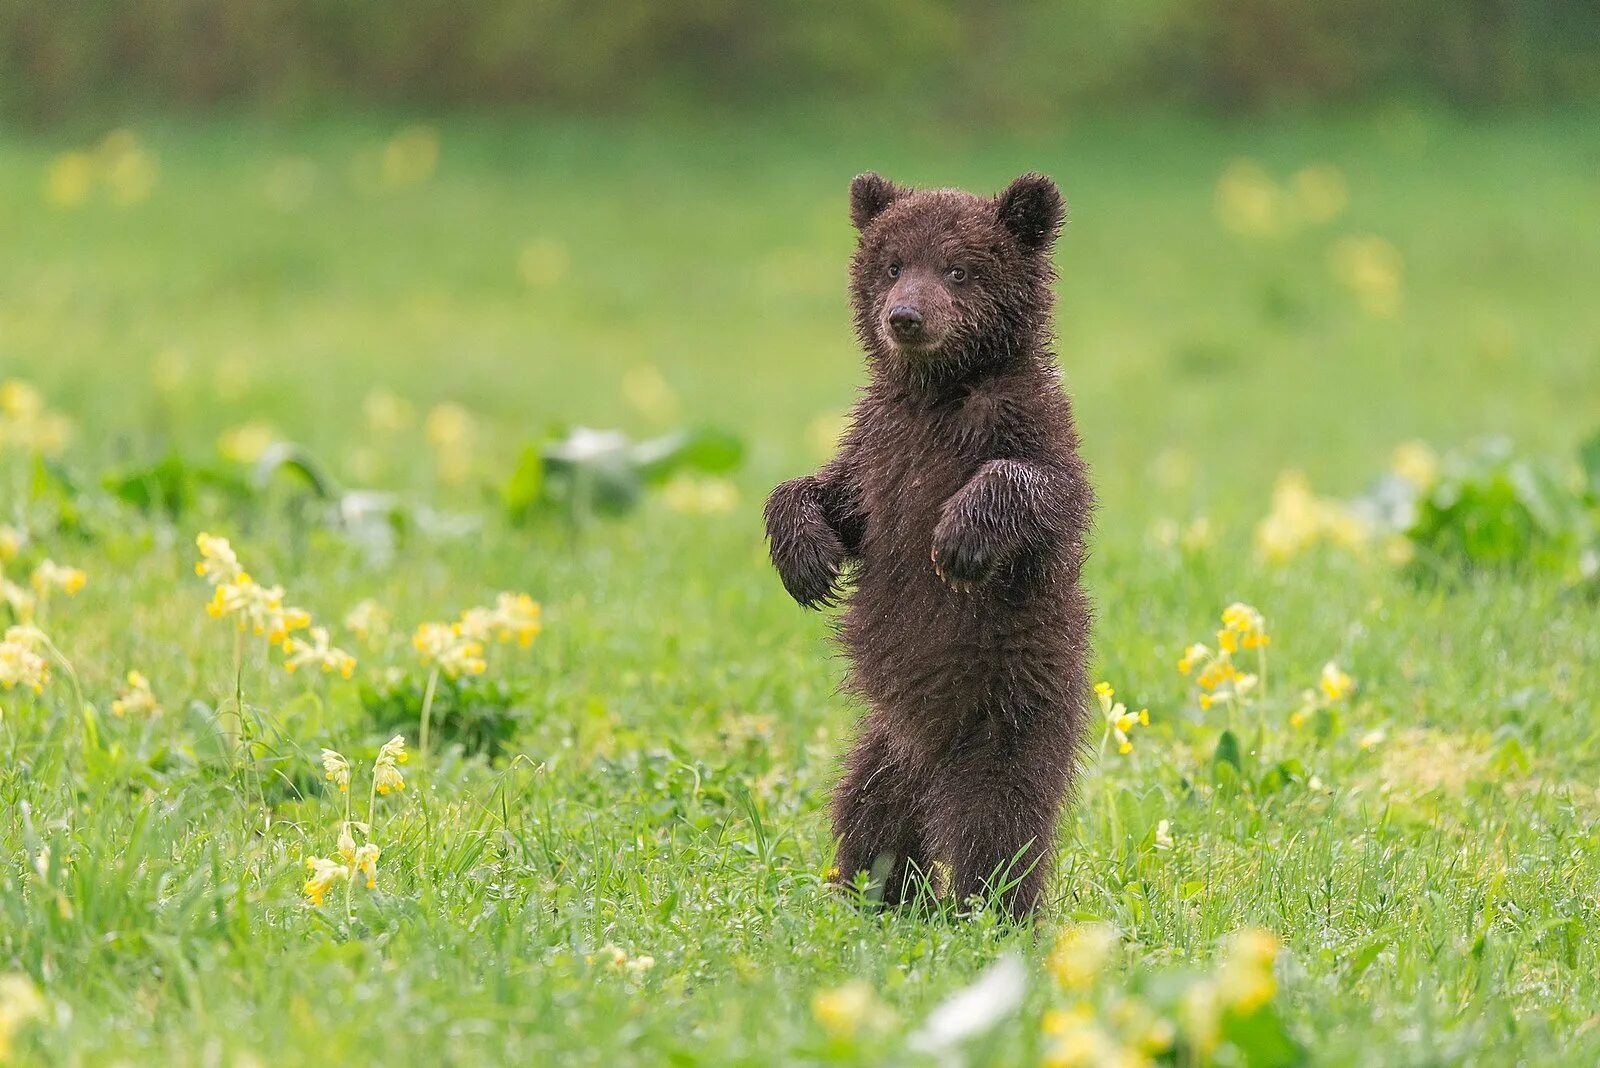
<box><xmin>946</xmin><ymin>266</ymin><xmax>968</xmax><ymax>283</ymax></box>
<box><xmin>887</xmin><ymin>262</ymin><xmax>901</xmax><ymax>279</ymax></box>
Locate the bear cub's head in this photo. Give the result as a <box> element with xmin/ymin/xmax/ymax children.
<box><xmin>848</xmin><ymin>172</ymin><xmax>1064</xmax><ymax>380</ymax></box>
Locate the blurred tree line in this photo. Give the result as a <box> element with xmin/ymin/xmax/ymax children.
<box><xmin>3</xmin><ymin>0</ymin><xmax>1597</xmax><ymax>123</ymax></box>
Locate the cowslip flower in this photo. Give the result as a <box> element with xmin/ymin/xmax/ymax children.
<box><xmin>1318</xmin><ymin>661</ymin><xmax>1354</xmax><ymax>701</ymax></box>
<box><xmin>412</xmin><ymin>622</ymin><xmax>486</xmax><ymax>678</ymax></box>
<box><xmin>335</xmin><ymin>822</ymin><xmax>381</xmax><ymax>891</ymax></box>
<box><xmin>0</xmin><ymin>973</ymin><xmax>45</xmax><ymax>1060</ymax></box>
<box><xmin>373</xmin><ymin>734</ymin><xmax>407</xmax><ymax>795</ymax></box>
<box><xmin>110</xmin><ymin>670</ymin><xmax>161</xmax><ymax>717</ymax></box>
<box><xmin>1216</xmin><ymin>929</ymin><xmax>1281</xmax><ymax>1014</ymax></box>
<box><xmin>320</xmin><ymin>748</ymin><xmax>351</xmax><ymax>793</ymax></box>
<box><xmin>194</xmin><ymin>532</ymin><xmax>243</xmax><ymax>585</ymax></box>
<box><xmin>282</xmin><ymin>626</ymin><xmax>356</xmax><ymax>678</ymax></box>
<box><xmin>30</xmin><ymin>560</ymin><xmax>86</xmax><ymax>598</ymax></box>
<box><xmin>1177</xmin><ymin>643</ymin><xmax>1210</xmax><ymax>676</ymax></box>
<box><xmin>457</xmin><ymin>592</ymin><xmax>543</xmax><ymax>648</ymax></box>
<box><xmin>265</xmin><ymin>605</ymin><xmax>312</xmax><ymax>648</ymax></box>
<box><xmin>1041</xmin><ymin>1010</ymin><xmax>1128</xmax><ymax>1068</ymax></box>
<box><xmin>811</xmin><ymin>980</ymin><xmax>888</xmax><ymax>1040</ymax></box>
<box><xmin>206</xmin><ymin>574</ymin><xmax>285</xmax><ymax>633</ymax></box>
<box><xmin>1045</xmin><ymin>922</ymin><xmax>1118</xmax><ymax>991</ymax></box>
<box><xmin>344</xmin><ymin>598</ymin><xmax>390</xmax><ymax>643</ymax></box>
<box><xmin>1218</xmin><ymin>602</ymin><xmax>1269</xmax><ymax>652</ymax></box>
<box><xmin>302</xmin><ymin>856</ymin><xmax>349</xmax><ymax>907</ymax></box>
<box><xmin>1</xmin><ymin>578</ymin><xmax>34</xmax><ymax>619</ymax></box>
<box><xmin>0</xmin><ymin>525</ymin><xmax>24</xmax><ymax>562</ymax></box>
<box><xmin>488</xmin><ymin>592</ymin><xmax>542</xmax><ymax>647</ymax></box>
<box><xmin>0</xmin><ymin>625</ymin><xmax>50</xmax><ymax>693</ymax></box>
<box><xmin>1095</xmin><ymin>682</ymin><xmax>1148</xmax><ymax>755</ymax></box>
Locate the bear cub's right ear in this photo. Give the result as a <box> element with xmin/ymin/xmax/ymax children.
<box><xmin>849</xmin><ymin>173</ymin><xmax>900</xmax><ymax>231</ymax></box>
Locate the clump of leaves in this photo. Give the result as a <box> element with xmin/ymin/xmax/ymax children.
<box><xmin>1402</xmin><ymin>434</ymin><xmax>1598</xmax><ymax>580</ymax></box>
<box><xmin>503</xmin><ymin>425</ymin><xmax>743</xmax><ymax>524</ymax></box>
<box><xmin>359</xmin><ymin>674</ymin><xmax>527</xmax><ymax>760</ymax></box>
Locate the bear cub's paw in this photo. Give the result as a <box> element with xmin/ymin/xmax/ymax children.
<box><xmin>930</xmin><ymin>512</ymin><xmax>1003</xmax><ymax>594</ymax></box>
<box><xmin>765</xmin><ymin>477</ymin><xmax>848</xmax><ymax>608</ymax></box>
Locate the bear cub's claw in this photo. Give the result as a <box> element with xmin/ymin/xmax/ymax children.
<box><xmin>930</xmin><ymin>518</ymin><xmax>1001</xmax><ymax>592</ymax></box>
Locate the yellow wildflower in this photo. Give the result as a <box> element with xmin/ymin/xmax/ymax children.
<box><xmin>1153</xmin><ymin>819</ymin><xmax>1174</xmax><ymax>851</ymax></box>
<box><xmin>1041</xmin><ymin>1005</ymin><xmax>1140</xmax><ymax>1068</ymax></box>
<box><xmin>1177</xmin><ymin>643</ymin><xmax>1210</xmax><ymax>675</ymax></box>
<box><xmin>458</xmin><ymin>593</ymin><xmax>542</xmax><ymax>647</ymax></box>
<box><xmin>45</xmin><ymin>151</ymin><xmax>95</xmax><ymax>207</ymax></box>
<box><xmin>1045</xmin><ymin>922</ymin><xmax>1118</xmax><ymax>991</ymax></box>
<box><xmin>320</xmin><ymin>748</ymin><xmax>351</xmax><ymax>792</ymax></box>
<box><xmin>1319</xmin><ymin>661</ymin><xmax>1354</xmax><ymax>702</ymax></box>
<box><xmin>344</xmin><ymin>598</ymin><xmax>390</xmax><ymax>643</ymax></box>
<box><xmin>207</xmin><ymin>575</ymin><xmax>285</xmax><ymax>634</ymax></box>
<box><xmin>30</xmin><ymin>560</ymin><xmax>86</xmax><ymax>598</ymax></box>
<box><xmin>0</xmin><ymin>525</ymin><xmax>23</xmax><ymax>562</ymax></box>
<box><xmin>0</xmin><ymin>626</ymin><xmax>50</xmax><ymax>693</ymax></box>
<box><xmin>194</xmin><ymin>532</ymin><xmax>242</xmax><ymax>584</ymax></box>
<box><xmin>1330</xmin><ymin>234</ymin><xmax>1404</xmax><ymax>318</ymax></box>
<box><xmin>811</xmin><ymin>980</ymin><xmax>887</xmax><ymax>1040</ymax></box>
<box><xmin>352</xmin><ymin>844</ymin><xmax>380</xmax><ymax>890</ymax></box>
<box><xmin>1</xmin><ymin>579</ymin><xmax>35</xmax><ymax>620</ymax></box>
<box><xmin>302</xmin><ymin>856</ymin><xmax>349</xmax><ymax>907</ymax></box>
<box><xmin>1194</xmin><ymin>657</ymin><xmax>1236</xmax><ymax>693</ymax></box>
<box><xmin>1220</xmin><ymin>602</ymin><xmax>1268</xmax><ymax>650</ymax></box>
<box><xmin>1096</xmin><ymin>682</ymin><xmax>1147</xmax><ymax>755</ymax></box>
<box><xmin>110</xmin><ymin>670</ymin><xmax>161</xmax><ymax>717</ymax></box>
<box><xmin>1291</xmin><ymin>163</ymin><xmax>1347</xmax><ymax>223</ymax></box>
<box><xmin>265</xmin><ymin>605</ymin><xmax>312</xmax><ymax>648</ymax></box>
<box><xmin>217</xmin><ymin>421</ymin><xmax>279</xmax><ymax>464</ymax></box>
<box><xmin>373</xmin><ymin>734</ymin><xmax>407</xmax><ymax>795</ymax></box>
<box><xmin>0</xmin><ymin>973</ymin><xmax>45</xmax><ymax>1060</ymax></box>
<box><xmin>363</xmin><ymin>388</ymin><xmax>415</xmax><ymax>432</ymax></box>
<box><xmin>413</xmin><ymin>621</ymin><xmax>487</xmax><ymax>679</ymax></box>
<box><xmin>1215</xmin><ymin>159</ymin><xmax>1287</xmax><ymax>239</ymax></box>
<box><xmin>1216</xmin><ymin>928</ymin><xmax>1281</xmax><ymax>1014</ymax></box>
<box><xmin>1392</xmin><ymin>440</ymin><xmax>1438</xmax><ymax>490</ymax></box>
<box><xmin>282</xmin><ymin>626</ymin><xmax>356</xmax><ymax>678</ymax></box>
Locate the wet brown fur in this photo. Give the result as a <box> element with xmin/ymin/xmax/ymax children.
<box><xmin>764</xmin><ymin>172</ymin><xmax>1094</xmax><ymax>920</ymax></box>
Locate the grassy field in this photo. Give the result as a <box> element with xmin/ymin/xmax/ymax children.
<box><xmin>1</xmin><ymin>109</ymin><xmax>1599</xmax><ymax>1065</ymax></box>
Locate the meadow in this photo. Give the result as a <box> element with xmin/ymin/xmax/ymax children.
<box><xmin>1</xmin><ymin>108</ymin><xmax>1599</xmax><ymax>1065</ymax></box>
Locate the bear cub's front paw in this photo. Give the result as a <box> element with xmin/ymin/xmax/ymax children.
<box><xmin>930</xmin><ymin>517</ymin><xmax>1001</xmax><ymax>593</ymax></box>
<box><xmin>765</xmin><ymin>476</ymin><xmax>848</xmax><ymax>609</ymax></box>
<box><xmin>775</xmin><ymin>530</ymin><xmax>846</xmax><ymax>608</ymax></box>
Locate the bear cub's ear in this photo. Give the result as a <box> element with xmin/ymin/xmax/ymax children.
<box><xmin>849</xmin><ymin>173</ymin><xmax>901</xmax><ymax>231</ymax></box>
<box><xmin>996</xmin><ymin>173</ymin><xmax>1065</xmax><ymax>251</ymax></box>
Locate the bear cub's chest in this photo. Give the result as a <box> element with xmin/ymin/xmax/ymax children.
<box><xmin>857</xmin><ymin>396</ymin><xmax>996</xmax><ymax>534</ymax></box>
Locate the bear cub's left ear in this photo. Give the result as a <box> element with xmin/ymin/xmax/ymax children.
<box><xmin>996</xmin><ymin>173</ymin><xmax>1065</xmax><ymax>251</ymax></box>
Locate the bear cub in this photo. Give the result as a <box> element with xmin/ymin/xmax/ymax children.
<box><xmin>764</xmin><ymin>172</ymin><xmax>1094</xmax><ymax>920</ymax></box>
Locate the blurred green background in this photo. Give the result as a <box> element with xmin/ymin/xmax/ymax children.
<box><xmin>6</xmin><ymin>0</ymin><xmax>1600</xmax><ymax>123</ymax></box>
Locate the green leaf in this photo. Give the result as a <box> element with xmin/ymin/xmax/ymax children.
<box><xmin>251</xmin><ymin>442</ymin><xmax>342</xmax><ymax>499</ymax></box>
<box><xmin>1222</xmin><ymin>1004</ymin><xmax>1306</xmax><ymax>1067</ymax></box>
<box><xmin>502</xmin><ymin>444</ymin><xmax>546</xmax><ymax>521</ymax></box>
<box><xmin>1345</xmin><ymin>937</ymin><xmax>1388</xmax><ymax>976</ymax></box>
<box><xmin>1213</xmin><ymin>729</ymin><xmax>1243</xmax><ymax>788</ymax></box>
<box><xmin>1579</xmin><ymin>429</ymin><xmax>1600</xmax><ymax>500</ymax></box>
<box><xmin>633</xmin><ymin>426</ymin><xmax>745</xmax><ymax>483</ymax></box>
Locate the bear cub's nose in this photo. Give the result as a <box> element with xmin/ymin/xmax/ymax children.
<box><xmin>888</xmin><ymin>305</ymin><xmax>924</xmax><ymax>341</ymax></box>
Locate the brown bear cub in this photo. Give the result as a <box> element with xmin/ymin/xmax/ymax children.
<box><xmin>764</xmin><ymin>172</ymin><xmax>1094</xmax><ymax>920</ymax></box>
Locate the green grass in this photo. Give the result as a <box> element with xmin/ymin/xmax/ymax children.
<box><xmin>2</xmin><ymin>108</ymin><xmax>1599</xmax><ymax>1065</ymax></box>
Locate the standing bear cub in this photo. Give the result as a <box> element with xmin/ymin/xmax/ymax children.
<box><xmin>764</xmin><ymin>172</ymin><xmax>1094</xmax><ymax>920</ymax></box>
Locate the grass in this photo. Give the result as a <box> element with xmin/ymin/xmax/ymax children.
<box><xmin>2</xmin><ymin>106</ymin><xmax>1599</xmax><ymax>1065</ymax></box>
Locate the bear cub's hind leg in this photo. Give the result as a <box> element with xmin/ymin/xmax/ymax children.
<box><xmin>830</xmin><ymin>727</ymin><xmax>932</xmax><ymax>908</ymax></box>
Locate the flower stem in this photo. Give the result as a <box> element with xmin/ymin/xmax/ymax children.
<box><xmin>418</xmin><ymin>666</ymin><xmax>440</xmax><ymax>769</ymax></box>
